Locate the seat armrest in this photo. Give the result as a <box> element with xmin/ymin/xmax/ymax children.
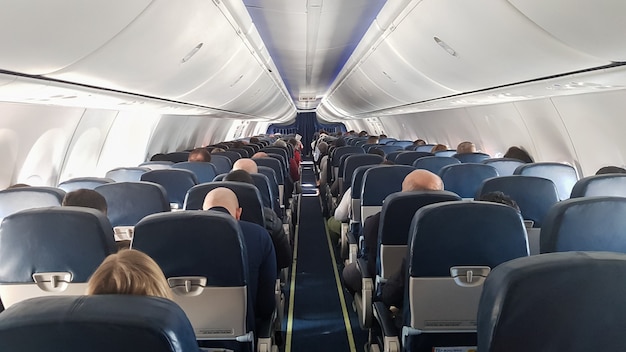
<box><xmin>356</xmin><ymin>257</ymin><xmax>374</xmax><ymax>328</ymax></box>
<box><xmin>373</xmin><ymin>301</ymin><xmax>401</xmax><ymax>352</ymax></box>
<box><xmin>347</xmin><ymin>231</ymin><xmax>359</xmax><ymax>264</ymax></box>
<box><xmin>357</xmin><ymin>257</ymin><xmax>372</xmax><ymax>279</ymax></box>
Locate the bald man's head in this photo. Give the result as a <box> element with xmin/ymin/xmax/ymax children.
<box><xmin>202</xmin><ymin>187</ymin><xmax>242</xmax><ymax>220</ymax></box>
<box><xmin>402</xmin><ymin>170</ymin><xmax>444</xmax><ymax>192</ymax></box>
<box><xmin>232</xmin><ymin>158</ymin><xmax>258</xmax><ymax>174</ymax></box>
<box><xmin>252</xmin><ymin>152</ymin><xmax>269</xmax><ymax>159</ymax></box>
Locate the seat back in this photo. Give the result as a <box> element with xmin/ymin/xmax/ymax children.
<box><xmin>229</xmin><ymin>148</ymin><xmax>250</xmax><ymax>158</ymax></box>
<box><xmin>404</xmin><ymin>201</ymin><xmax>528</xmax><ymax>348</ymax></box>
<box><xmin>106</xmin><ymin>167</ymin><xmax>150</xmax><ymax>182</ymax></box>
<box><xmin>453</xmin><ymin>152</ymin><xmax>491</xmax><ymax>163</ymax></box>
<box><xmin>514</xmin><ymin>162</ymin><xmax>578</xmax><ymax>200</ymax></box>
<box><xmin>251</xmin><ymin>173</ymin><xmax>274</xmax><ymax>209</ymax></box>
<box><xmin>212</xmin><ymin>151</ymin><xmax>242</xmax><ymax>165</ymax></box>
<box><xmin>372</xmin><ymin>145</ymin><xmax>403</xmax><ymax>155</ymax></box>
<box><xmin>208</xmin><ymin>154</ymin><xmax>233</xmax><ymax>174</ymax></box>
<box><xmin>482</xmin><ymin>158</ymin><xmax>525</xmax><ymax>176</ymax></box>
<box><xmin>478</xmin><ymin>252</ymin><xmax>626</xmax><ymax>352</ymax></box>
<box><xmin>414</xmin><ymin>144</ymin><xmax>436</xmax><ymax>152</ymax></box>
<box><xmin>361</xmin><ymin>165</ymin><xmax>414</xmax><ymax>226</ymax></box>
<box><xmin>0</xmin><ymin>295</ymin><xmax>199</xmax><ymax>352</ymax></box>
<box><xmin>95</xmin><ymin>182</ymin><xmax>169</xmax><ymax>227</ymax></box>
<box><xmin>476</xmin><ymin>175</ymin><xmax>559</xmax><ymax>228</ymax></box>
<box><xmin>332</xmin><ymin>146</ymin><xmax>365</xmax><ymax>168</ymax></box>
<box><xmin>257</xmin><ymin>166</ymin><xmax>280</xmax><ymax>212</ymax></box>
<box><xmin>413</xmin><ymin>156</ymin><xmax>460</xmax><ymax>174</ymax></box>
<box><xmin>434</xmin><ymin>150</ymin><xmax>457</xmax><ymax>157</ymax></box>
<box><xmin>379</xmin><ymin>138</ymin><xmax>396</xmax><ymax>145</ymax></box>
<box><xmin>440</xmin><ymin>163</ymin><xmax>499</xmax><ymax>198</ymax></box>
<box><xmin>394</xmin><ymin>151</ymin><xmax>433</xmax><ymax>166</ymax></box>
<box><xmin>184</xmin><ymin>181</ymin><xmax>264</xmax><ymax>226</ymax></box>
<box><xmin>141</xmin><ymin>169</ymin><xmax>198</xmax><ymax>209</ymax></box>
<box><xmin>172</xmin><ymin>161</ymin><xmax>218</xmax><ymax>184</ymax></box>
<box><xmin>161</xmin><ymin>152</ymin><xmax>190</xmax><ymax>163</ymax></box>
<box><xmin>58</xmin><ymin>177</ymin><xmax>115</xmax><ymax>192</ymax></box>
<box><xmin>570</xmin><ymin>174</ymin><xmax>626</xmax><ymax>198</ymax></box>
<box><xmin>261</xmin><ymin>147</ymin><xmax>289</xmax><ymax>164</ymax></box>
<box><xmin>389</xmin><ymin>140</ymin><xmax>413</xmax><ymax>148</ymax></box>
<box><xmin>350</xmin><ymin>164</ymin><xmax>379</xmax><ymax>224</ymax></box>
<box><xmin>0</xmin><ymin>186</ymin><xmax>65</xmax><ymax>223</ymax></box>
<box><xmin>377</xmin><ymin>191</ymin><xmax>461</xmax><ymax>279</ymax></box>
<box><xmin>0</xmin><ymin>207</ymin><xmax>116</xmax><ymax>308</ymax></box>
<box><xmin>254</xmin><ymin>158</ymin><xmax>285</xmax><ymax>184</ymax></box>
<box><xmin>384</xmin><ymin>151</ymin><xmax>405</xmax><ymax>162</ymax></box>
<box><xmin>133</xmin><ymin>211</ymin><xmax>250</xmax><ymax>342</ymax></box>
<box><xmin>540</xmin><ymin>196</ymin><xmax>626</xmax><ymax>253</ymax></box>
<box><xmin>138</xmin><ymin>161</ymin><xmax>173</xmax><ymax>170</ymax></box>
<box><xmin>344</xmin><ymin>154</ymin><xmax>384</xmax><ymax>191</ymax></box>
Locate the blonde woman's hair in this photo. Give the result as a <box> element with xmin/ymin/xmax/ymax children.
<box><xmin>87</xmin><ymin>250</ymin><xmax>172</xmax><ymax>299</ymax></box>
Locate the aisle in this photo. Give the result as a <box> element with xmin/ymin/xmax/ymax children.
<box><xmin>284</xmin><ymin>161</ymin><xmax>367</xmax><ymax>352</ymax></box>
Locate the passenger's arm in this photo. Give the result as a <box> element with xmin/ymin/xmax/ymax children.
<box><xmin>256</xmin><ymin>235</ymin><xmax>278</xmax><ymax>321</ymax></box>
<box><xmin>263</xmin><ymin>208</ymin><xmax>292</xmax><ymax>269</ymax></box>
<box><xmin>333</xmin><ymin>187</ymin><xmax>351</xmax><ymax>222</ymax></box>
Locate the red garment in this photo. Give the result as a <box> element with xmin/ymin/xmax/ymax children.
<box><xmin>289</xmin><ymin>157</ymin><xmax>300</xmax><ymax>181</ymax></box>
<box><xmin>293</xmin><ymin>149</ymin><xmax>302</xmax><ymax>166</ymax></box>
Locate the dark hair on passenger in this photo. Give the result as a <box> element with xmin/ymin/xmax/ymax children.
<box><xmin>224</xmin><ymin>169</ymin><xmax>254</xmax><ymax>185</ymax></box>
<box><xmin>369</xmin><ymin>148</ymin><xmax>385</xmax><ymax>157</ymax></box>
<box><xmin>233</xmin><ymin>141</ymin><xmax>245</xmax><ymax>149</ymax></box>
<box><xmin>150</xmin><ymin>153</ymin><xmax>168</xmax><ymax>161</ymax></box>
<box><xmin>381</xmin><ymin>160</ymin><xmax>395</xmax><ymax>165</ymax></box>
<box><xmin>249</xmin><ymin>137</ymin><xmax>260</xmax><ymax>144</ymax></box>
<box><xmin>358</xmin><ymin>131</ymin><xmax>368</xmax><ymax>137</ymax></box>
<box><xmin>334</xmin><ymin>137</ymin><xmax>346</xmax><ymax>147</ymax></box>
<box><xmin>62</xmin><ymin>189</ymin><xmax>108</xmax><ymax>214</ymax></box>
<box><xmin>5</xmin><ymin>183</ymin><xmax>30</xmax><ymax>190</ymax></box>
<box><xmin>413</xmin><ymin>139</ymin><xmax>427</xmax><ymax>146</ymax></box>
<box><xmin>288</xmin><ymin>138</ymin><xmax>298</xmax><ymax>147</ymax></box>
<box><xmin>596</xmin><ymin>166</ymin><xmax>626</xmax><ymax>175</ymax></box>
<box><xmin>503</xmin><ymin>146</ymin><xmax>533</xmax><ymax>163</ymax></box>
<box><xmin>188</xmin><ymin>148</ymin><xmax>211</xmax><ymax>162</ymax></box>
<box><xmin>479</xmin><ymin>191</ymin><xmax>520</xmax><ymax>212</ymax></box>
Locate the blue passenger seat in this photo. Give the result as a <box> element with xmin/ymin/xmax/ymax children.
<box><xmin>0</xmin><ymin>295</ymin><xmax>198</xmax><ymax>352</ymax></box>
<box><xmin>478</xmin><ymin>252</ymin><xmax>626</xmax><ymax>352</ymax></box>
<box><xmin>440</xmin><ymin>163</ymin><xmax>498</xmax><ymax>198</ymax></box>
<box><xmin>208</xmin><ymin>154</ymin><xmax>233</xmax><ymax>174</ymax></box>
<box><xmin>514</xmin><ymin>162</ymin><xmax>578</xmax><ymax>200</ymax></box>
<box><xmin>360</xmin><ymin>165</ymin><xmax>415</xmax><ymax>227</ymax></box>
<box><xmin>453</xmin><ymin>152</ymin><xmax>490</xmax><ymax>163</ymax></box>
<box><xmin>105</xmin><ymin>166</ymin><xmax>150</xmax><ymax>182</ymax></box>
<box><xmin>141</xmin><ymin>169</ymin><xmax>198</xmax><ymax>209</ymax></box>
<box><xmin>394</xmin><ymin>151</ymin><xmax>433</xmax><ymax>166</ymax></box>
<box><xmin>95</xmin><ymin>181</ymin><xmax>170</xmax><ymax>228</ymax></box>
<box><xmin>0</xmin><ymin>186</ymin><xmax>65</xmax><ymax>223</ymax></box>
<box><xmin>57</xmin><ymin>177</ymin><xmax>114</xmax><ymax>192</ymax></box>
<box><xmin>172</xmin><ymin>161</ymin><xmax>218</xmax><ymax>183</ymax></box>
<box><xmin>570</xmin><ymin>173</ymin><xmax>626</xmax><ymax>197</ymax></box>
<box><xmin>138</xmin><ymin>161</ymin><xmax>174</xmax><ymax>170</ymax></box>
<box><xmin>413</xmin><ymin>156</ymin><xmax>460</xmax><ymax>174</ymax></box>
<box><xmin>0</xmin><ymin>207</ymin><xmax>116</xmax><ymax>308</ymax></box>
<box><xmin>540</xmin><ymin>196</ymin><xmax>626</xmax><ymax>253</ymax></box>
<box><xmin>482</xmin><ymin>158</ymin><xmax>525</xmax><ymax>176</ymax></box>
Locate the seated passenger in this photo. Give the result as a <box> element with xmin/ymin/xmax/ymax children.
<box><xmin>202</xmin><ymin>187</ymin><xmax>277</xmax><ymax>323</ymax></box>
<box><xmin>188</xmin><ymin>147</ymin><xmax>211</xmax><ymax>162</ymax></box>
<box><xmin>431</xmin><ymin>143</ymin><xmax>448</xmax><ymax>153</ymax></box>
<box><xmin>223</xmin><ymin>170</ymin><xmax>292</xmax><ymax>270</ymax></box>
<box><xmin>367</xmin><ymin>135</ymin><xmax>379</xmax><ymax>144</ymax></box>
<box><xmin>210</xmin><ymin>147</ymin><xmax>225</xmax><ymax>153</ymax></box>
<box><xmin>274</xmin><ymin>139</ymin><xmax>300</xmax><ymax>182</ymax></box>
<box><xmin>87</xmin><ymin>249</ymin><xmax>172</xmax><ymax>299</ymax></box>
<box><xmin>412</xmin><ymin>139</ymin><xmax>427</xmax><ymax>146</ymax></box>
<box><xmin>504</xmin><ymin>146</ymin><xmax>533</xmax><ymax>163</ymax></box>
<box><xmin>288</xmin><ymin>138</ymin><xmax>302</xmax><ymax>166</ymax></box>
<box><xmin>342</xmin><ymin>169</ymin><xmax>444</xmax><ymax>294</ymax></box>
<box><xmin>596</xmin><ymin>166</ymin><xmax>626</xmax><ymax>175</ymax></box>
<box><xmin>5</xmin><ymin>183</ymin><xmax>30</xmax><ymax>190</ymax></box>
<box><xmin>456</xmin><ymin>141</ymin><xmax>476</xmax><ymax>154</ymax></box>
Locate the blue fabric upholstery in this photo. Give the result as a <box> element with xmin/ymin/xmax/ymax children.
<box><xmin>212</xmin><ymin>151</ymin><xmax>242</xmax><ymax>165</ymax></box>
<box><xmin>440</xmin><ymin>164</ymin><xmax>499</xmax><ymax>198</ymax></box>
<box><xmin>229</xmin><ymin>148</ymin><xmax>250</xmax><ymax>158</ymax></box>
<box><xmin>384</xmin><ymin>151</ymin><xmax>405</xmax><ymax>162</ymax></box>
<box><xmin>414</xmin><ymin>144</ymin><xmax>436</xmax><ymax>152</ymax></box>
<box><xmin>361</xmin><ymin>166</ymin><xmax>415</xmax><ymax>206</ymax></box>
<box><xmin>0</xmin><ymin>207</ymin><xmax>116</xmax><ymax>283</ymax></box>
<box><xmin>434</xmin><ymin>150</ymin><xmax>457</xmax><ymax>157</ymax></box>
<box><xmin>332</xmin><ymin>146</ymin><xmax>365</xmax><ymax>167</ymax></box>
<box><xmin>514</xmin><ymin>162</ymin><xmax>578</xmax><ymax>200</ymax></box>
<box><xmin>208</xmin><ymin>154</ymin><xmax>233</xmax><ymax>174</ymax></box>
<box><xmin>138</xmin><ymin>161</ymin><xmax>173</xmax><ymax>170</ymax></box>
<box><xmin>540</xmin><ymin>196</ymin><xmax>626</xmax><ymax>253</ymax></box>
<box><xmin>453</xmin><ymin>152</ymin><xmax>491</xmax><ymax>163</ymax></box>
<box><xmin>251</xmin><ymin>173</ymin><xmax>273</xmax><ymax>209</ymax></box>
<box><xmin>267</xmin><ymin>153</ymin><xmax>288</xmax><ymax>177</ymax></box>
<box><xmin>57</xmin><ymin>177</ymin><xmax>114</xmax><ymax>192</ymax></box>
<box><xmin>379</xmin><ymin>138</ymin><xmax>397</xmax><ymax>144</ymax></box>
<box><xmin>476</xmin><ymin>176</ymin><xmax>559</xmax><ymax>227</ymax></box>
<box><xmin>350</xmin><ymin>165</ymin><xmax>379</xmax><ymax>199</ymax></box>
<box><xmin>373</xmin><ymin>145</ymin><xmax>404</xmax><ymax>155</ymax></box>
<box><xmin>161</xmin><ymin>152</ymin><xmax>190</xmax><ymax>163</ymax></box>
<box><xmin>344</xmin><ymin>155</ymin><xmax>384</xmax><ymax>192</ymax></box>
<box><xmin>261</xmin><ymin>147</ymin><xmax>289</xmax><ymax>165</ymax></box>
<box><xmin>409</xmin><ymin>201</ymin><xmax>528</xmax><ymax>277</ymax></box>
<box><xmin>133</xmin><ymin>211</ymin><xmax>247</xmax><ymax>287</ymax></box>
<box><xmin>0</xmin><ymin>186</ymin><xmax>65</xmax><ymax>223</ymax></box>
<box><xmin>141</xmin><ymin>169</ymin><xmax>198</xmax><ymax>208</ymax></box>
<box><xmin>172</xmin><ymin>161</ymin><xmax>218</xmax><ymax>184</ymax></box>
<box><xmin>254</xmin><ymin>157</ymin><xmax>284</xmax><ymax>184</ymax></box>
<box><xmin>413</xmin><ymin>156</ymin><xmax>460</xmax><ymax>174</ymax></box>
<box><xmin>105</xmin><ymin>167</ymin><xmax>150</xmax><ymax>182</ymax></box>
<box><xmin>257</xmin><ymin>166</ymin><xmax>280</xmax><ymax>211</ymax></box>
<box><xmin>184</xmin><ymin>181</ymin><xmax>264</xmax><ymax>226</ymax></box>
<box><xmin>570</xmin><ymin>174</ymin><xmax>626</xmax><ymax>198</ymax></box>
<box><xmin>95</xmin><ymin>182</ymin><xmax>170</xmax><ymax>227</ymax></box>
<box><xmin>389</xmin><ymin>140</ymin><xmax>413</xmax><ymax>148</ymax></box>
<box><xmin>0</xmin><ymin>295</ymin><xmax>198</xmax><ymax>352</ymax></box>
<box><xmin>478</xmin><ymin>252</ymin><xmax>626</xmax><ymax>352</ymax></box>
<box><xmin>482</xmin><ymin>158</ymin><xmax>525</xmax><ymax>176</ymax></box>
<box><xmin>394</xmin><ymin>151</ymin><xmax>433</xmax><ymax>166</ymax></box>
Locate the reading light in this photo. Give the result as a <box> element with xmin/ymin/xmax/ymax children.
<box><xmin>434</xmin><ymin>37</ymin><xmax>458</xmax><ymax>57</ymax></box>
<box><xmin>182</xmin><ymin>43</ymin><xmax>203</xmax><ymax>63</ymax></box>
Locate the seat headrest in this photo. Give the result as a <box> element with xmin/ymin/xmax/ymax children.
<box><xmin>0</xmin><ymin>295</ymin><xmax>198</xmax><ymax>352</ymax></box>
<box><xmin>0</xmin><ymin>207</ymin><xmax>116</xmax><ymax>283</ymax></box>
<box><xmin>409</xmin><ymin>201</ymin><xmax>528</xmax><ymax>277</ymax></box>
<box><xmin>440</xmin><ymin>163</ymin><xmax>499</xmax><ymax>198</ymax></box>
<box><xmin>95</xmin><ymin>182</ymin><xmax>170</xmax><ymax>227</ymax></box>
<box><xmin>0</xmin><ymin>186</ymin><xmax>65</xmax><ymax>222</ymax></box>
<box><xmin>570</xmin><ymin>173</ymin><xmax>626</xmax><ymax>198</ymax></box>
<box><xmin>133</xmin><ymin>210</ymin><xmax>248</xmax><ymax>286</ymax></box>
<box><xmin>514</xmin><ymin>162</ymin><xmax>578</xmax><ymax>200</ymax></box>
<box><xmin>478</xmin><ymin>252</ymin><xmax>626</xmax><ymax>352</ymax></box>
<box><xmin>361</xmin><ymin>165</ymin><xmax>415</xmax><ymax>205</ymax></box>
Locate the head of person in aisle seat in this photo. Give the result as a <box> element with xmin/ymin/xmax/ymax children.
<box><xmin>273</xmin><ymin>139</ymin><xmax>287</xmax><ymax>148</ymax></box>
<box><xmin>413</xmin><ymin>139</ymin><xmax>427</xmax><ymax>146</ymax></box>
<box><xmin>402</xmin><ymin>169</ymin><xmax>444</xmax><ymax>192</ymax></box>
<box><xmin>87</xmin><ymin>249</ymin><xmax>172</xmax><ymax>299</ymax></box>
<box><xmin>367</xmin><ymin>135</ymin><xmax>379</xmax><ymax>144</ymax></box>
<box><xmin>188</xmin><ymin>147</ymin><xmax>211</xmax><ymax>162</ymax></box>
<box><xmin>233</xmin><ymin>158</ymin><xmax>258</xmax><ymax>174</ymax></box>
<box><xmin>252</xmin><ymin>152</ymin><xmax>269</xmax><ymax>159</ymax></box>
<box><xmin>596</xmin><ymin>166</ymin><xmax>626</xmax><ymax>175</ymax></box>
<box><xmin>479</xmin><ymin>191</ymin><xmax>521</xmax><ymax>212</ymax></box>
<box><xmin>431</xmin><ymin>144</ymin><xmax>448</xmax><ymax>153</ymax></box>
<box><xmin>62</xmin><ymin>189</ymin><xmax>108</xmax><ymax>215</ymax></box>
<box><xmin>202</xmin><ymin>187</ymin><xmax>243</xmax><ymax>220</ymax></box>
<box><xmin>504</xmin><ymin>146</ymin><xmax>533</xmax><ymax>163</ymax></box>
<box><xmin>456</xmin><ymin>141</ymin><xmax>477</xmax><ymax>154</ymax></box>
